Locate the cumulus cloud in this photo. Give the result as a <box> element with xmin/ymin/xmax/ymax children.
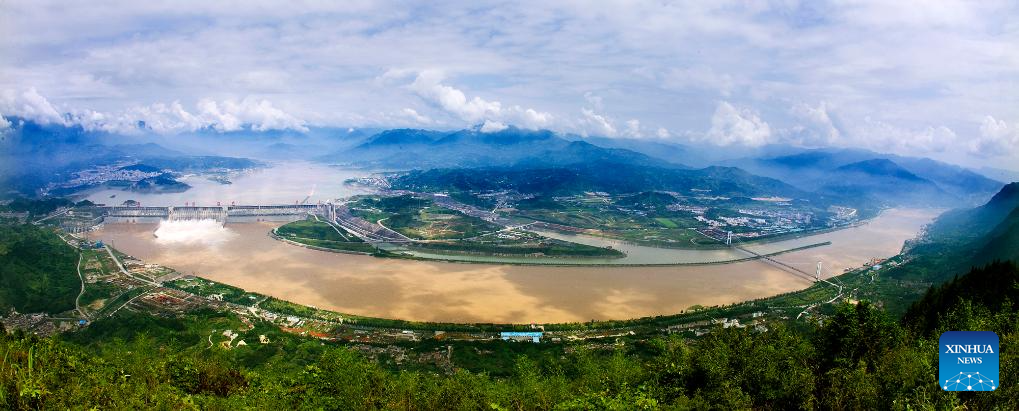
<box><xmin>409</xmin><ymin>72</ymin><xmax>553</xmax><ymax>130</ymax></box>
<box><xmin>479</xmin><ymin>120</ymin><xmax>508</xmax><ymax>133</ymax></box>
<box><xmin>196</xmin><ymin>98</ymin><xmax>307</xmax><ymax>132</ymax></box>
<box><xmin>410</xmin><ymin>71</ymin><xmax>501</xmax><ymax>124</ymax></box>
<box><xmin>399</xmin><ymin>108</ymin><xmax>433</xmax><ymax>125</ymax></box>
<box><xmin>849</xmin><ymin>117</ymin><xmax>959</xmax><ymax>154</ymax></box>
<box><xmin>0</xmin><ymin>115</ymin><xmax>11</xmax><ymax>135</ymax></box>
<box><xmin>1</xmin><ymin>88</ymin><xmax>307</xmax><ymax>134</ymax></box>
<box><xmin>788</xmin><ymin>101</ymin><xmax>841</xmax><ymax>145</ymax></box>
<box><xmin>0</xmin><ymin>88</ymin><xmax>66</xmax><ymax>125</ymax></box>
<box><xmin>971</xmin><ymin>115</ymin><xmax>1019</xmax><ymax>157</ymax></box>
<box><xmin>1</xmin><ymin>2</ymin><xmax>1015</xmax><ymax>165</ymax></box>
<box><xmin>577</xmin><ymin>108</ymin><xmax>617</xmax><ymax>137</ymax></box>
<box><xmin>705</xmin><ymin>101</ymin><xmax>772</xmax><ymax>146</ymax></box>
<box><xmin>623</xmin><ymin>119</ymin><xmax>642</xmax><ymax>138</ymax></box>
<box><xmin>656</xmin><ymin>127</ymin><xmax>670</xmax><ymax>139</ymax></box>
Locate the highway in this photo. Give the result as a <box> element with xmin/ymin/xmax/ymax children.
<box><xmin>75</xmin><ymin>253</ymin><xmax>88</xmax><ymax>319</ymax></box>
<box><xmin>104</xmin><ymin>245</ymin><xmax>161</xmax><ymax>287</ymax></box>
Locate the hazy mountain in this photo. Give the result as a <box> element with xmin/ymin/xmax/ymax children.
<box><xmin>723</xmin><ymin>148</ymin><xmax>1002</xmax><ymax>207</ymax></box>
<box><xmin>813</xmin><ymin>159</ymin><xmax>949</xmax><ymax>206</ymax></box>
<box><xmin>0</xmin><ymin>118</ymin><xmax>259</xmax><ymax>196</ymax></box>
<box><xmin>568</xmin><ymin>136</ymin><xmax>692</xmax><ymax>166</ymax></box>
<box><xmin>392</xmin><ymin>160</ymin><xmax>811</xmax><ymax>200</ymax></box>
<box><xmin>928</xmin><ymin>182</ymin><xmax>1019</xmax><ymax>242</ymax></box>
<box><xmin>974</xmin><ymin>166</ymin><xmax>1019</xmax><ymax>184</ymax></box>
<box><xmin>324</xmin><ymin>126</ymin><xmax>681</xmax><ymax>169</ymax></box>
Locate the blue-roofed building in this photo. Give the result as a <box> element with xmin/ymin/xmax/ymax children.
<box><xmin>500</xmin><ymin>331</ymin><xmax>542</xmax><ymax>343</ymax></box>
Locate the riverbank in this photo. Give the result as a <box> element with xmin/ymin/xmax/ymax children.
<box><xmin>90</xmin><ymin>208</ymin><xmax>938</xmax><ymax>323</ymax></box>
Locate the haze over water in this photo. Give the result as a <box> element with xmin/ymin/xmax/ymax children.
<box><xmin>84</xmin><ymin>161</ymin><xmax>370</xmax><ymax>206</ymax></box>
<box><xmin>93</xmin><ymin>208</ymin><xmax>939</xmax><ymax>323</ymax></box>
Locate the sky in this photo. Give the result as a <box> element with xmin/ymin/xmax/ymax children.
<box><xmin>1</xmin><ymin>1</ymin><xmax>1017</xmax><ymax>169</ymax></box>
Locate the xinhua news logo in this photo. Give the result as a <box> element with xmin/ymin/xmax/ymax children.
<box><xmin>939</xmin><ymin>331</ymin><xmax>999</xmax><ymax>391</ymax></box>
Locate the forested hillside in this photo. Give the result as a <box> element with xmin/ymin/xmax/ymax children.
<box><xmin>0</xmin><ymin>225</ymin><xmax>79</xmax><ymax>314</ymax></box>
<box><xmin>1</xmin><ymin>261</ymin><xmax>1016</xmax><ymax>409</ymax></box>
<box><xmin>1</xmin><ymin>185</ymin><xmax>1018</xmax><ymax>409</ymax></box>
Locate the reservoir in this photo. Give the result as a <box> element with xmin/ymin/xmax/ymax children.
<box><xmin>83</xmin><ymin>161</ymin><xmax>370</xmax><ymax>206</ymax></box>
<box><xmin>91</xmin><ymin>208</ymin><xmax>939</xmax><ymax>324</ymax></box>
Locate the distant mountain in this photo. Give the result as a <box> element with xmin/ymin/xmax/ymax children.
<box><xmin>392</xmin><ymin>160</ymin><xmax>811</xmax><ymax>200</ymax></box>
<box><xmin>973</xmin><ymin>166</ymin><xmax>1019</xmax><ymax>184</ymax></box>
<box><xmin>0</xmin><ymin>118</ymin><xmax>259</xmax><ymax>196</ymax></box>
<box><xmin>833</xmin><ymin>158</ymin><xmax>925</xmax><ymax>181</ymax></box>
<box><xmin>724</xmin><ymin>148</ymin><xmax>1002</xmax><ymax>207</ymax></box>
<box><xmin>812</xmin><ymin>159</ymin><xmax>949</xmax><ymax>206</ymax></box>
<box><xmin>568</xmin><ymin>136</ymin><xmax>692</xmax><ymax>166</ymax></box>
<box><xmin>928</xmin><ymin>182</ymin><xmax>1019</xmax><ymax>242</ymax></box>
<box><xmin>322</xmin><ymin>126</ymin><xmax>681</xmax><ymax>169</ymax></box>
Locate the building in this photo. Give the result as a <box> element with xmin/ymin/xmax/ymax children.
<box><xmin>500</xmin><ymin>331</ymin><xmax>543</xmax><ymax>343</ymax></box>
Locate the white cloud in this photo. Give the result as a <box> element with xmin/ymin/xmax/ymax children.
<box><xmin>578</xmin><ymin>108</ymin><xmax>617</xmax><ymax>137</ymax></box>
<box><xmin>849</xmin><ymin>117</ymin><xmax>959</xmax><ymax>154</ymax></box>
<box><xmin>1</xmin><ymin>88</ymin><xmax>307</xmax><ymax>134</ymax></box>
<box><xmin>0</xmin><ymin>116</ymin><xmax>11</xmax><ymax>134</ymax></box>
<box><xmin>1</xmin><ymin>1</ymin><xmax>1016</xmax><ymax>165</ymax></box>
<box><xmin>399</xmin><ymin>108</ymin><xmax>433</xmax><ymax>125</ymax></box>
<box><xmin>623</xmin><ymin>119</ymin><xmax>642</xmax><ymax>138</ymax></box>
<box><xmin>409</xmin><ymin>71</ymin><xmax>552</xmax><ymax>130</ymax></box>
<box><xmin>0</xmin><ymin>88</ymin><xmax>66</xmax><ymax>125</ymax></box>
<box><xmin>196</xmin><ymin>98</ymin><xmax>307</xmax><ymax>132</ymax></box>
<box><xmin>656</xmin><ymin>127</ymin><xmax>670</xmax><ymax>139</ymax></box>
<box><xmin>410</xmin><ymin>71</ymin><xmax>502</xmax><ymax>124</ymax></box>
<box><xmin>785</xmin><ymin>101</ymin><xmax>841</xmax><ymax>146</ymax></box>
<box><xmin>705</xmin><ymin>101</ymin><xmax>772</xmax><ymax>146</ymax></box>
<box><xmin>479</xmin><ymin>120</ymin><xmax>508</xmax><ymax>133</ymax></box>
<box><xmin>971</xmin><ymin>115</ymin><xmax>1019</xmax><ymax>157</ymax></box>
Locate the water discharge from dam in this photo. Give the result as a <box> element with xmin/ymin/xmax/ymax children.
<box><xmin>92</xmin><ymin>208</ymin><xmax>940</xmax><ymax>323</ymax></box>
<box><xmin>153</xmin><ymin>219</ymin><xmax>237</xmax><ymax>247</ymax></box>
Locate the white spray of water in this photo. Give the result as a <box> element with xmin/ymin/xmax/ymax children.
<box><xmin>153</xmin><ymin>219</ymin><xmax>237</xmax><ymax>247</ymax></box>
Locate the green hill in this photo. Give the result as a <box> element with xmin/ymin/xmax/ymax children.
<box><xmin>0</xmin><ymin>225</ymin><xmax>80</xmax><ymax>314</ymax></box>
<box><xmin>975</xmin><ymin>206</ymin><xmax>1019</xmax><ymax>264</ymax></box>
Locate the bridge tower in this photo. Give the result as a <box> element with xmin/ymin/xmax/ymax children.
<box><xmin>815</xmin><ymin>261</ymin><xmax>822</xmax><ymax>282</ymax></box>
<box><xmin>725</xmin><ymin>231</ymin><xmax>733</xmax><ymax>246</ymax></box>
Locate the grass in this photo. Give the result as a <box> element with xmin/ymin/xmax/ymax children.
<box><xmin>386</xmin><ymin>206</ymin><xmax>501</xmax><ymax>240</ymax></box>
<box><xmin>654</xmin><ymin>217</ymin><xmax>678</xmax><ymax>228</ymax></box>
<box><xmin>165</xmin><ymin>277</ymin><xmax>263</xmax><ymax>306</ymax></box>
<box><xmin>276</xmin><ymin>219</ymin><xmax>362</xmax><ymax>243</ymax></box>
<box><xmin>274</xmin><ymin>218</ymin><xmax>375</xmax><ymax>253</ymax></box>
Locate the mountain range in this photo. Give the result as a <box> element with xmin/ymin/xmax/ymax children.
<box><xmin>1</xmin><ymin>118</ymin><xmax>1010</xmax><ymax>211</ymax></box>
<box><xmin>323</xmin><ymin>125</ymin><xmax>679</xmax><ymax>170</ymax></box>
<box><xmin>721</xmin><ymin>149</ymin><xmax>1004</xmax><ymax>207</ymax></box>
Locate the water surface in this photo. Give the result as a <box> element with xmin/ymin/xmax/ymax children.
<box><xmin>84</xmin><ymin>161</ymin><xmax>369</xmax><ymax>206</ymax></box>
<box><xmin>92</xmin><ymin>208</ymin><xmax>939</xmax><ymax>323</ymax></box>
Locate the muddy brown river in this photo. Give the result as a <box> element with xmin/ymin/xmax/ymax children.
<box><xmin>92</xmin><ymin>208</ymin><xmax>939</xmax><ymax>323</ymax></box>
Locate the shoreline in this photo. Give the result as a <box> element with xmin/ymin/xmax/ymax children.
<box><xmin>91</xmin><ymin>207</ymin><xmax>940</xmax><ymax>324</ymax></box>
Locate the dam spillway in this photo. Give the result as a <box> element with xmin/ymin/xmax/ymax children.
<box><xmin>101</xmin><ymin>204</ymin><xmax>333</xmax><ymax>224</ymax></box>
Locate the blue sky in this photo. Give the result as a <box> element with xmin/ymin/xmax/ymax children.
<box><xmin>1</xmin><ymin>1</ymin><xmax>1017</xmax><ymax>169</ymax></box>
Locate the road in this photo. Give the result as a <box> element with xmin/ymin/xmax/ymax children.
<box><xmin>75</xmin><ymin>253</ymin><xmax>88</xmax><ymax>319</ymax></box>
<box><xmin>104</xmin><ymin>245</ymin><xmax>161</xmax><ymax>287</ymax></box>
<box><xmin>105</xmin><ymin>286</ymin><xmax>155</xmax><ymax>318</ymax></box>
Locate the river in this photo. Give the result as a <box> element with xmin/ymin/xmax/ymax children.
<box><xmin>91</xmin><ymin>208</ymin><xmax>939</xmax><ymax>323</ymax></box>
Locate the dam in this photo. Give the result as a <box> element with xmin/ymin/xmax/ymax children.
<box><xmin>99</xmin><ymin>204</ymin><xmax>334</xmax><ymax>224</ymax></box>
